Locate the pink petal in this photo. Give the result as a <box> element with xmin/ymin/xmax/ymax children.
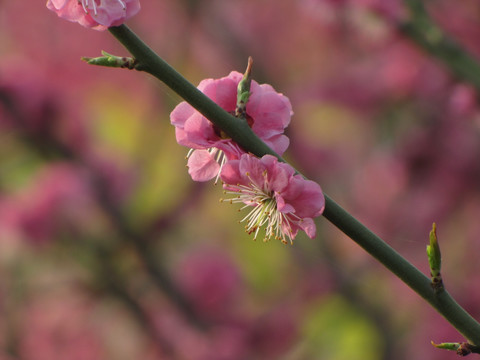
<box><xmin>47</xmin><ymin>0</ymin><xmax>140</xmax><ymax>30</ymax></box>
<box><xmin>175</xmin><ymin>127</ymin><xmax>197</xmax><ymax>149</ymax></box>
<box><xmin>183</xmin><ymin>113</ymin><xmax>217</xmax><ymax>147</ymax></box>
<box><xmin>282</xmin><ymin>176</ymin><xmax>325</xmax><ymax>218</ymax></box>
<box><xmin>275</xmin><ymin>195</ymin><xmax>295</xmax><ymax>213</ymax></box>
<box><xmin>91</xmin><ymin>0</ymin><xmax>126</xmax><ymax>26</ymax></box>
<box><xmin>298</xmin><ymin>218</ymin><xmax>317</xmax><ymax>239</ymax></box>
<box><xmin>47</xmin><ymin>0</ymin><xmax>69</xmax><ymax>9</ymax></box>
<box><xmin>170</xmin><ymin>101</ymin><xmax>195</xmax><ymax>127</ymax></box>
<box><xmin>262</xmin><ymin>156</ymin><xmax>294</xmax><ymax>192</ymax></box>
<box><xmin>187</xmin><ymin>150</ymin><xmax>220</xmax><ymax>182</ymax></box>
<box><xmin>202</xmin><ymin>73</ymin><xmax>239</xmax><ymax>112</ymax></box>
<box><xmin>238</xmin><ymin>154</ymin><xmax>267</xmax><ymax>188</ymax></box>
<box><xmin>263</xmin><ymin>134</ymin><xmax>290</xmax><ymax>156</ymax></box>
<box><xmin>248</xmin><ymin>83</ymin><xmax>293</xmax><ymax>137</ymax></box>
<box><xmin>220</xmin><ymin>160</ymin><xmax>242</xmax><ymax>185</ymax></box>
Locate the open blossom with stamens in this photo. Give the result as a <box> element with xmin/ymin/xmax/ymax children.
<box><xmin>220</xmin><ymin>154</ymin><xmax>325</xmax><ymax>244</ymax></box>
<box><xmin>170</xmin><ymin>71</ymin><xmax>292</xmax><ymax>182</ymax></box>
<box><xmin>47</xmin><ymin>0</ymin><xmax>141</xmax><ymax>30</ymax></box>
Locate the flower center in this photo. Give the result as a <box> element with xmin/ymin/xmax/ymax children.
<box><xmin>79</xmin><ymin>0</ymin><xmax>126</xmax><ymax>15</ymax></box>
<box><xmin>221</xmin><ymin>172</ymin><xmax>298</xmax><ymax>244</ymax></box>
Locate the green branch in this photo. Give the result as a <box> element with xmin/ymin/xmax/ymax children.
<box><xmin>323</xmin><ymin>197</ymin><xmax>480</xmax><ymax>344</ymax></box>
<box><xmin>107</xmin><ymin>24</ymin><xmax>480</xmax><ymax>344</ymax></box>
<box><xmin>108</xmin><ymin>26</ymin><xmax>278</xmax><ymax>160</ymax></box>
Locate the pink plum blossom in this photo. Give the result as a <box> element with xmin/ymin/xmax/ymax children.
<box><xmin>220</xmin><ymin>154</ymin><xmax>324</xmax><ymax>244</ymax></box>
<box><xmin>170</xmin><ymin>71</ymin><xmax>292</xmax><ymax>182</ymax></box>
<box><xmin>46</xmin><ymin>0</ymin><xmax>141</xmax><ymax>30</ymax></box>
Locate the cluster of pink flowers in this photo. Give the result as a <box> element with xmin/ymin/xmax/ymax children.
<box><xmin>170</xmin><ymin>72</ymin><xmax>325</xmax><ymax>244</ymax></box>
<box><xmin>45</xmin><ymin>0</ymin><xmax>324</xmax><ymax>243</ymax></box>
<box><xmin>46</xmin><ymin>0</ymin><xmax>140</xmax><ymax>30</ymax></box>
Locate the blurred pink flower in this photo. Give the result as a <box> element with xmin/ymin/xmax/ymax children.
<box><xmin>19</xmin><ymin>291</ymin><xmax>105</xmax><ymax>360</ymax></box>
<box><xmin>176</xmin><ymin>249</ymin><xmax>243</xmax><ymax>320</ymax></box>
<box><xmin>248</xmin><ymin>306</ymin><xmax>298</xmax><ymax>358</ymax></box>
<box><xmin>0</xmin><ymin>164</ymin><xmax>92</xmax><ymax>245</ymax></box>
<box><xmin>146</xmin><ymin>299</ymin><xmax>251</xmax><ymax>360</ymax></box>
<box><xmin>446</xmin><ymin>84</ymin><xmax>477</xmax><ymax>118</ymax></box>
<box><xmin>0</xmin><ymin>62</ymin><xmax>90</xmax><ymax>153</ymax></box>
<box><xmin>46</xmin><ymin>0</ymin><xmax>141</xmax><ymax>30</ymax></box>
<box><xmin>221</xmin><ymin>154</ymin><xmax>324</xmax><ymax>244</ymax></box>
<box><xmin>170</xmin><ymin>71</ymin><xmax>292</xmax><ymax>182</ymax></box>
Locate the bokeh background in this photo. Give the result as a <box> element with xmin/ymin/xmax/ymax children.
<box><xmin>1</xmin><ymin>0</ymin><xmax>480</xmax><ymax>359</ymax></box>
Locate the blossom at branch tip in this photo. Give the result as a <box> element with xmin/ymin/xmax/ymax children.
<box><xmin>170</xmin><ymin>71</ymin><xmax>292</xmax><ymax>182</ymax></box>
<box><xmin>46</xmin><ymin>0</ymin><xmax>141</xmax><ymax>30</ymax></box>
<box><xmin>220</xmin><ymin>154</ymin><xmax>325</xmax><ymax>244</ymax></box>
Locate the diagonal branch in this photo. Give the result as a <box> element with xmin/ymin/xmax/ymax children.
<box><xmin>107</xmin><ymin>24</ymin><xmax>480</xmax><ymax>344</ymax></box>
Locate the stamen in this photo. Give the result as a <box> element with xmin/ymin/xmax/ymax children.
<box><xmin>91</xmin><ymin>0</ymin><xmax>97</xmax><ymax>15</ymax></box>
<box><xmin>221</xmin><ymin>179</ymin><xmax>299</xmax><ymax>244</ymax></box>
<box><xmin>211</xmin><ymin>148</ymin><xmax>226</xmax><ymax>185</ymax></box>
<box><xmin>80</xmin><ymin>0</ymin><xmax>125</xmax><ymax>16</ymax></box>
<box><xmin>79</xmin><ymin>0</ymin><xmax>88</xmax><ymax>13</ymax></box>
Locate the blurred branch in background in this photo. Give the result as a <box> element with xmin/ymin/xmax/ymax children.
<box><xmin>143</xmin><ymin>181</ymin><xmax>205</xmax><ymax>240</ymax></box>
<box><xmin>87</xmin><ymin>160</ymin><xmax>207</xmax><ymax>330</ymax></box>
<box><xmin>64</xmin><ymin>235</ymin><xmax>178</xmax><ymax>358</ymax></box>
<box><xmin>292</xmin><ymin>236</ymin><xmax>398</xmax><ymax>360</ymax></box>
<box><xmin>400</xmin><ymin>0</ymin><xmax>480</xmax><ymax>92</ymax></box>
<box><xmin>0</xmin><ymin>86</ymin><xmax>207</xmax><ymax>331</ymax></box>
